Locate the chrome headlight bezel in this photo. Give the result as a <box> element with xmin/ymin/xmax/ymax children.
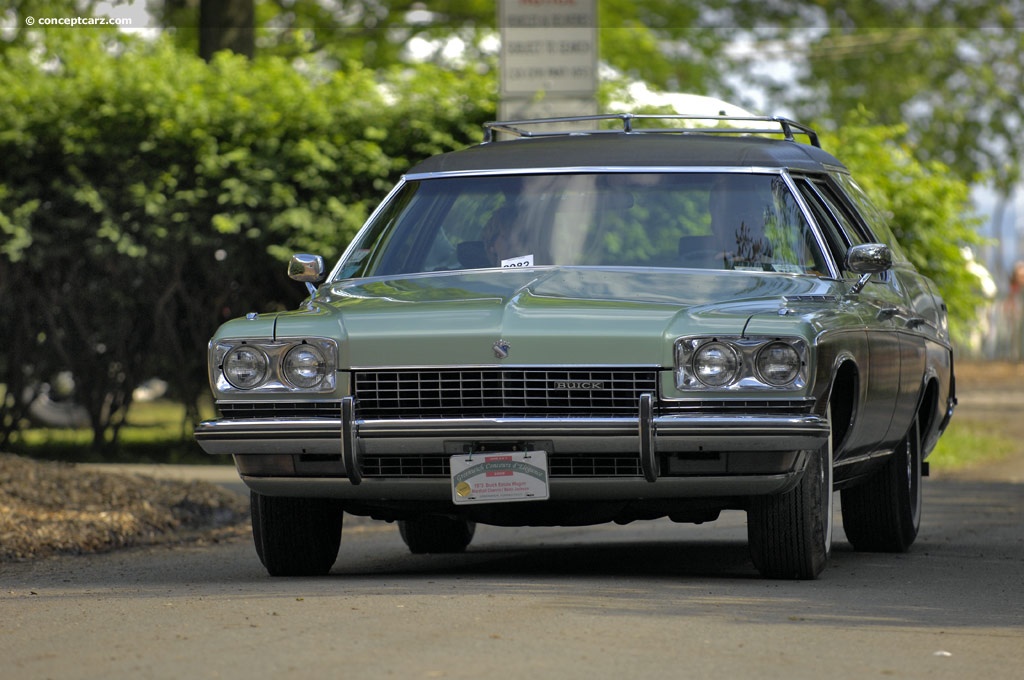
<box><xmin>675</xmin><ymin>336</ymin><xmax>808</xmax><ymax>391</ymax></box>
<box><xmin>211</xmin><ymin>338</ymin><xmax>338</xmax><ymax>394</ymax></box>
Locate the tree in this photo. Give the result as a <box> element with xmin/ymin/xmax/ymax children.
<box><xmin>726</xmin><ymin>2</ymin><xmax>1024</xmax><ymax>281</ymax></box>
<box><xmin>199</xmin><ymin>0</ymin><xmax>255</xmax><ymax>60</ymax></box>
<box><xmin>152</xmin><ymin>0</ymin><xmax>741</xmax><ymax>95</ymax></box>
<box><xmin>0</xmin><ymin>0</ymin><xmax>99</xmax><ymax>47</ymax></box>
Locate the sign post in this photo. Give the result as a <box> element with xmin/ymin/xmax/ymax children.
<box><xmin>499</xmin><ymin>0</ymin><xmax>598</xmax><ymax>121</ymax></box>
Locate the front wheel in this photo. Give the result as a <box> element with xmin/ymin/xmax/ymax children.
<box><xmin>251</xmin><ymin>491</ymin><xmax>344</xmax><ymax>576</ymax></box>
<box><xmin>398</xmin><ymin>515</ymin><xmax>476</xmax><ymax>554</ymax></box>
<box><xmin>747</xmin><ymin>419</ymin><xmax>834</xmax><ymax>580</ymax></box>
<box><xmin>841</xmin><ymin>417</ymin><xmax>922</xmax><ymax>552</ymax></box>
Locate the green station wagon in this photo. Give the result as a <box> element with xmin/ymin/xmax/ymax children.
<box><xmin>195</xmin><ymin>114</ymin><xmax>955</xmax><ymax>579</ymax></box>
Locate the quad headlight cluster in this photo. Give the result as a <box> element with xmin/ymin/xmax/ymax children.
<box><xmin>212</xmin><ymin>338</ymin><xmax>338</xmax><ymax>393</ymax></box>
<box><xmin>675</xmin><ymin>336</ymin><xmax>808</xmax><ymax>390</ymax></box>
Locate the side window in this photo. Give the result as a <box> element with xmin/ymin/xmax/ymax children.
<box><xmin>797</xmin><ymin>176</ymin><xmax>894</xmax><ymax>282</ymax></box>
<box><xmin>810</xmin><ymin>179</ymin><xmax>869</xmax><ymax>247</ymax></box>
<box><xmin>831</xmin><ymin>173</ymin><xmax>910</xmax><ymax>263</ymax></box>
<box><xmin>795</xmin><ymin>178</ymin><xmax>856</xmax><ymax>274</ymax></box>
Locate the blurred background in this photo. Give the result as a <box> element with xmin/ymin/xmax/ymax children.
<box><xmin>1</xmin><ymin>0</ymin><xmax>1021</xmax><ymax>462</ymax></box>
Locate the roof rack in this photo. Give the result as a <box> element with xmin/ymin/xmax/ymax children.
<box><xmin>482</xmin><ymin>113</ymin><xmax>820</xmax><ymax>148</ymax></box>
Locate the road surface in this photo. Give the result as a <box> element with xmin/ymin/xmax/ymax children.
<box><xmin>3</xmin><ymin>467</ymin><xmax>1021</xmax><ymax>680</ymax></box>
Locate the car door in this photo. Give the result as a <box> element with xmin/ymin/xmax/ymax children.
<box><xmin>795</xmin><ymin>176</ymin><xmax>905</xmax><ymax>461</ymax></box>
<box><xmin>832</xmin><ymin>173</ymin><xmax>933</xmax><ymax>443</ymax></box>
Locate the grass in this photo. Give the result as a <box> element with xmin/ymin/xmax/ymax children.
<box><xmin>8</xmin><ymin>399</ymin><xmax>229</xmax><ymax>465</ymax></box>
<box><xmin>927</xmin><ymin>418</ymin><xmax>1017</xmax><ymax>471</ymax></box>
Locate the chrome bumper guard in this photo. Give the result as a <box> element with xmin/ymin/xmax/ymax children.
<box><xmin>195</xmin><ymin>394</ymin><xmax>829</xmax><ymax>485</ymax></box>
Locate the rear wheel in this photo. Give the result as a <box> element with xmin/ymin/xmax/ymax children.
<box><xmin>251</xmin><ymin>491</ymin><xmax>344</xmax><ymax>576</ymax></box>
<box><xmin>748</xmin><ymin>418</ymin><xmax>834</xmax><ymax>580</ymax></box>
<box><xmin>398</xmin><ymin>515</ymin><xmax>476</xmax><ymax>554</ymax></box>
<box><xmin>841</xmin><ymin>417</ymin><xmax>922</xmax><ymax>552</ymax></box>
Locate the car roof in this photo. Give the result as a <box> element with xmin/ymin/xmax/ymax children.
<box><xmin>408</xmin><ymin>132</ymin><xmax>848</xmax><ymax>178</ymax></box>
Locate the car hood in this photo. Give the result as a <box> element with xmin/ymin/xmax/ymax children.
<box><xmin>270</xmin><ymin>268</ymin><xmax>843</xmax><ymax>368</ymax></box>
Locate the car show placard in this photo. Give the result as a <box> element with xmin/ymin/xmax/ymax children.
<box><xmin>450</xmin><ymin>451</ymin><xmax>550</xmax><ymax>505</ymax></box>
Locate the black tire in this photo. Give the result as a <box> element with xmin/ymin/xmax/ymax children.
<box><xmin>841</xmin><ymin>417</ymin><xmax>922</xmax><ymax>552</ymax></box>
<box><xmin>398</xmin><ymin>515</ymin><xmax>476</xmax><ymax>554</ymax></box>
<box><xmin>748</xmin><ymin>422</ymin><xmax>834</xmax><ymax>580</ymax></box>
<box><xmin>251</xmin><ymin>491</ymin><xmax>344</xmax><ymax>576</ymax></box>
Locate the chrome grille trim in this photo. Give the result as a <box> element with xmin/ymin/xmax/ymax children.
<box><xmin>662</xmin><ymin>399</ymin><xmax>815</xmax><ymax>414</ymax></box>
<box><xmin>353</xmin><ymin>368</ymin><xmax>658</xmax><ymax>418</ymax></box>
<box><xmin>360</xmin><ymin>455</ymin><xmax>642</xmax><ymax>478</ymax></box>
<box><xmin>214</xmin><ymin>397</ymin><xmax>815</xmax><ymax>420</ymax></box>
<box><xmin>218</xmin><ymin>402</ymin><xmax>341</xmax><ymax>419</ymax></box>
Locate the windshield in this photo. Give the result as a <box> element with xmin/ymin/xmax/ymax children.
<box><xmin>335</xmin><ymin>172</ymin><xmax>829</xmax><ymax>279</ymax></box>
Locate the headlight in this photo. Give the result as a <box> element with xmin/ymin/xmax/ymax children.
<box><xmin>693</xmin><ymin>342</ymin><xmax>741</xmax><ymax>387</ymax></box>
<box><xmin>756</xmin><ymin>342</ymin><xmax>802</xmax><ymax>386</ymax></box>
<box><xmin>282</xmin><ymin>344</ymin><xmax>328</xmax><ymax>389</ymax></box>
<box><xmin>212</xmin><ymin>338</ymin><xmax>338</xmax><ymax>393</ymax></box>
<box><xmin>222</xmin><ymin>345</ymin><xmax>269</xmax><ymax>389</ymax></box>
<box><xmin>674</xmin><ymin>336</ymin><xmax>807</xmax><ymax>391</ymax></box>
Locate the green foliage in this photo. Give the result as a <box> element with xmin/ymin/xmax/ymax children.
<box><xmin>156</xmin><ymin>0</ymin><xmax>736</xmax><ymax>97</ymax></box>
<box><xmin>0</xmin><ymin>27</ymin><xmax>493</xmax><ymax>450</ymax></box>
<box><xmin>726</xmin><ymin>4</ymin><xmax>1024</xmax><ymax>198</ymax></box>
<box><xmin>818</xmin><ymin>112</ymin><xmax>987</xmax><ymax>346</ymax></box>
<box><xmin>598</xmin><ymin>0</ymin><xmax>739</xmax><ymax>94</ymax></box>
<box><xmin>161</xmin><ymin>0</ymin><xmax>500</xmax><ymax>72</ymax></box>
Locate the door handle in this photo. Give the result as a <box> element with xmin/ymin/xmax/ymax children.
<box><xmin>876</xmin><ymin>307</ymin><xmax>899</xmax><ymax>321</ymax></box>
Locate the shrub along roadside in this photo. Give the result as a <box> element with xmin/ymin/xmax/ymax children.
<box><xmin>819</xmin><ymin>113</ymin><xmax>986</xmax><ymax>348</ymax></box>
<box><xmin>0</xmin><ymin>28</ymin><xmax>494</xmax><ymax>452</ymax></box>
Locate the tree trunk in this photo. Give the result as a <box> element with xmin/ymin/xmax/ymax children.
<box><xmin>199</xmin><ymin>0</ymin><xmax>255</xmax><ymax>61</ymax></box>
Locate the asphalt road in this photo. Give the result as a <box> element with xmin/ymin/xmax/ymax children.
<box><xmin>3</xmin><ymin>464</ymin><xmax>1022</xmax><ymax>680</ymax></box>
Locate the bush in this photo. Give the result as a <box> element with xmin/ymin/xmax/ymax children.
<box><xmin>819</xmin><ymin>114</ymin><xmax>987</xmax><ymax>347</ymax></box>
<box><xmin>0</xmin><ymin>29</ymin><xmax>494</xmax><ymax>450</ymax></box>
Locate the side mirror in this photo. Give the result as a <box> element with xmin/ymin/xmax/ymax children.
<box><xmin>847</xmin><ymin>243</ymin><xmax>892</xmax><ymax>274</ymax></box>
<box><xmin>846</xmin><ymin>244</ymin><xmax>892</xmax><ymax>294</ymax></box>
<box><xmin>288</xmin><ymin>254</ymin><xmax>326</xmax><ymax>296</ymax></box>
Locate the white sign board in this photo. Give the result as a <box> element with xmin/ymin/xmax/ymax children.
<box><xmin>450</xmin><ymin>451</ymin><xmax>550</xmax><ymax>505</ymax></box>
<box><xmin>499</xmin><ymin>0</ymin><xmax>597</xmax><ymax>98</ymax></box>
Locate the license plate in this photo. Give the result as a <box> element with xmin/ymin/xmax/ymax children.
<box><xmin>450</xmin><ymin>451</ymin><xmax>549</xmax><ymax>505</ymax></box>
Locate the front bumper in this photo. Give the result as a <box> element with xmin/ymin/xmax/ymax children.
<box><xmin>194</xmin><ymin>395</ymin><xmax>829</xmax><ymax>499</ymax></box>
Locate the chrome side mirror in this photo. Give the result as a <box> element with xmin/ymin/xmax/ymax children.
<box><xmin>288</xmin><ymin>254</ymin><xmax>326</xmax><ymax>296</ymax></box>
<box><xmin>846</xmin><ymin>244</ymin><xmax>892</xmax><ymax>295</ymax></box>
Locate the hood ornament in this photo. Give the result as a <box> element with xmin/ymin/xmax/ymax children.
<box><xmin>492</xmin><ymin>339</ymin><xmax>511</xmax><ymax>360</ymax></box>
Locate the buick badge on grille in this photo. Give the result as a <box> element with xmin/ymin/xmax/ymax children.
<box><xmin>492</xmin><ymin>339</ymin><xmax>511</xmax><ymax>359</ymax></box>
<box><xmin>553</xmin><ymin>381</ymin><xmax>605</xmax><ymax>390</ymax></box>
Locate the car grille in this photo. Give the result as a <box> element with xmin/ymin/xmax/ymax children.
<box><xmin>353</xmin><ymin>368</ymin><xmax>659</xmax><ymax>419</ymax></box>
<box><xmin>360</xmin><ymin>454</ymin><xmax>642</xmax><ymax>478</ymax></box>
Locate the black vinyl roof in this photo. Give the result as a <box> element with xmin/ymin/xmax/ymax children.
<box><xmin>408</xmin><ymin>133</ymin><xmax>847</xmax><ymax>177</ymax></box>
